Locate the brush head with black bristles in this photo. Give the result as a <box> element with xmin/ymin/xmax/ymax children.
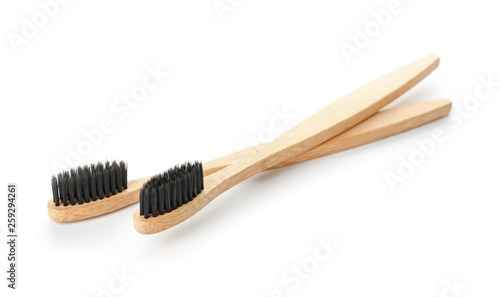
<box><xmin>140</xmin><ymin>161</ymin><xmax>204</xmax><ymax>219</ymax></box>
<box><xmin>51</xmin><ymin>161</ymin><xmax>128</xmax><ymax>207</ymax></box>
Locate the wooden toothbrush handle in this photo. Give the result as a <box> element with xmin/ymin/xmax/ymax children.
<box><xmin>134</xmin><ymin>55</ymin><xmax>441</xmax><ymax>234</ymax></box>
<box><xmin>203</xmin><ymin>99</ymin><xmax>451</xmax><ymax>175</ymax></box>
<box><xmin>209</xmin><ymin>54</ymin><xmax>441</xmax><ymax>188</ymax></box>
<box><xmin>256</xmin><ymin>55</ymin><xmax>440</xmax><ymax>170</ymax></box>
<box><xmin>274</xmin><ymin>99</ymin><xmax>450</xmax><ymax>168</ymax></box>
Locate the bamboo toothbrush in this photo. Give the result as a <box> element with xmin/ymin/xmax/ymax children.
<box><xmin>48</xmin><ymin>55</ymin><xmax>446</xmax><ymax>228</ymax></box>
<box><xmin>131</xmin><ymin>55</ymin><xmax>441</xmax><ymax>234</ymax></box>
<box><xmin>48</xmin><ymin>98</ymin><xmax>450</xmax><ymax>223</ymax></box>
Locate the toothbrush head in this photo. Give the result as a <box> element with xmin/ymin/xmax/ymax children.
<box><xmin>139</xmin><ymin>161</ymin><xmax>203</xmax><ymax>219</ymax></box>
<box><xmin>51</xmin><ymin>160</ymin><xmax>128</xmax><ymax>207</ymax></box>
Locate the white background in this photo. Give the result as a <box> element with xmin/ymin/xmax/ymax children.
<box><xmin>1</xmin><ymin>0</ymin><xmax>499</xmax><ymax>296</ymax></box>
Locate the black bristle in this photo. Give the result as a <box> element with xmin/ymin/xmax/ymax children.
<box><xmin>82</xmin><ymin>173</ymin><xmax>90</xmax><ymax>203</ymax></box>
<box><xmin>170</xmin><ymin>180</ymin><xmax>177</xmax><ymax>210</ymax></box>
<box><xmin>182</xmin><ymin>174</ymin><xmax>189</xmax><ymax>203</ymax></box>
<box><xmin>61</xmin><ymin>172</ymin><xmax>70</xmax><ymax>205</ymax></box>
<box><xmin>192</xmin><ymin>167</ymin><xmax>198</xmax><ymax>197</ymax></box>
<box><xmin>76</xmin><ymin>174</ymin><xmax>84</xmax><ymax>204</ymax></box>
<box><xmin>186</xmin><ymin>172</ymin><xmax>193</xmax><ymax>201</ymax></box>
<box><xmin>139</xmin><ymin>188</ymin><xmax>145</xmax><ymax>216</ymax></box>
<box><xmin>151</xmin><ymin>188</ymin><xmax>158</xmax><ymax>218</ymax></box>
<box><xmin>114</xmin><ymin>161</ymin><xmax>123</xmax><ymax>193</ymax></box>
<box><xmin>165</xmin><ymin>181</ymin><xmax>172</xmax><ymax>213</ymax></box>
<box><xmin>67</xmin><ymin>171</ymin><xmax>76</xmax><ymax>205</ymax></box>
<box><xmin>103</xmin><ymin>169</ymin><xmax>111</xmax><ymax>197</ymax></box>
<box><xmin>175</xmin><ymin>178</ymin><xmax>183</xmax><ymax>207</ymax></box>
<box><xmin>50</xmin><ymin>160</ymin><xmax>128</xmax><ymax>207</ymax></box>
<box><xmin>58</xmin><ymin>173</ymin><xmax>68</xmax><ymax>206</ymax></box>
<box><xmin>83</xmin><ymin>165</ymin><xmax>91</xmax><ymax>177</ymax></box>
<box><xmin>158</xmin><ymin>184</ymin><xmax>165</xmax><ymax>215</ymax></box>
<box><xmin>120</xmin><ymin>161</ymin><xmax>128</xmax><ymax>189</ymax></box>
<box><xmin>57</xmin><ymin>173</ymin><xmax>63</xmax><ymax>205</ymax></box>
<box><xmin>199</xmin><ymin>162</ymin><xmax>204</xmax><ymax>191</ymax></box>
<box><xmin>52</xmin><ymin>176</ymin><xmax>59</xmax><ymax>206</ymax></box>
<box><xmin>139</xmin><ymin>161</ymin><xmax>204</xmax><ymax>219</ymax></box>
<box><xmin>90</xmin><ymin>173</ymin><xmax>98</xmax><ymax>201</ymax></box>
<box><xmin>96</xmin><ymin>171</ymin><xmax>104</xmax><ymax>199</ymax></box>
<box><xmin>110</xmin><ymin>166</ymin><xmax>117</xmax><ymax>195</ymax></box>
<box><xmin>144</xmin><ymin>188</ymin><xmax>150</xmax><ymax>219</ymax></box>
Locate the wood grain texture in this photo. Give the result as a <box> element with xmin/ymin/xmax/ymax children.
<box><xmin>48</xmin><ymin>99</ymin><xmax>450</xmax><ymax>223</ymax></box>
<box><xmin>133</xmin><ymin>55</ymin><xmax>441</xmax><ymax>234</ymax></box>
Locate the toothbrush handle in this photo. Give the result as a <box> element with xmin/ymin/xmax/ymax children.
<box><xmin>134</xmin><ymin>55</ymin><xmax>440</xmax><ymax>234</ymax></box>
<box><xmin>203</xmin><ymin>98</ymin><xmax>451</xmax><ymax>175</ymax></box>
<box><xmin>214</xmin><ymin>55</ymin><xmax>440</xmax><ymax>186</ymax></box>
<box><xmin>259</xmin><ymin>55</ymin><xmax>440</xmax><ymax>170</ymax></box>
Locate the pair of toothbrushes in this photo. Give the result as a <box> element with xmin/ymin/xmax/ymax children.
<box><xmin>48</xmin><ymin>54</ymin><xmax>451</xmax><ymax>235</ymax></box>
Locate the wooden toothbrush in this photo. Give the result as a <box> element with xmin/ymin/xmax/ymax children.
<box><xmin>48</xmin><ymin>98</ymin><xmax>450</xmax><ymax>223</ymax></box>
<box><xmin>132</xmin><ymin>54</ymin><xmax>442</xmax><ymax>234</ymax></box>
